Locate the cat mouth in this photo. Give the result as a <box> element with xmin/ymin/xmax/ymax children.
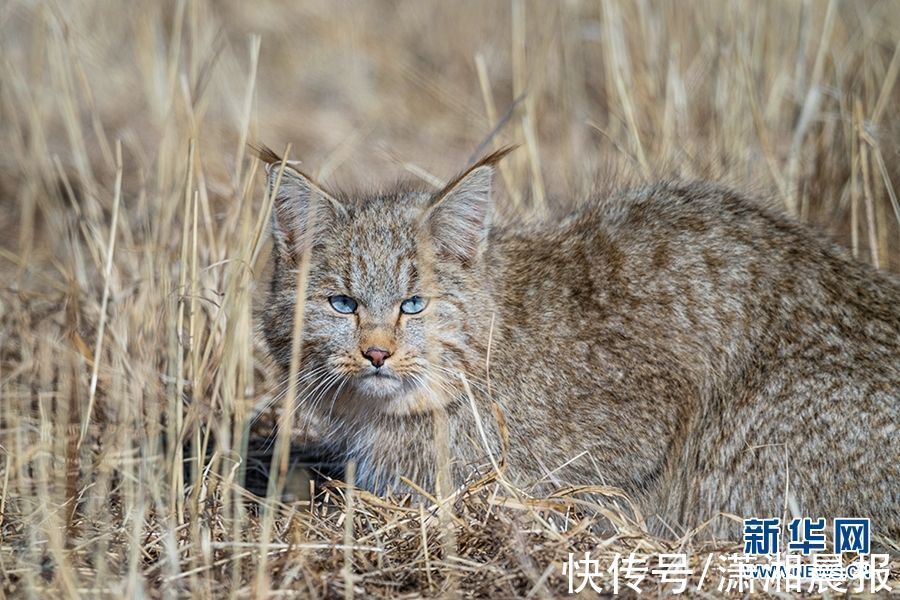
<box><xmin>356</xmin><ymin>370</ymin><xmax>404</xmax><ymax>397</ymax></box>
<box><xmin>362</xmin><ymin>371</ymin><xmax>399</xmax><ymax>381</ymax></box>
<box><xmin>346</xmin><ymin>369</ymin><xmax>446</xmax><ymax>416</ymax></box>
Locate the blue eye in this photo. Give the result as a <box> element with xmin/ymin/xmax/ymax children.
<box><xmin>328</xmin><ymin>295</ymin><xmax>358</xmax><ymax>314</ymax></box>
<box><xmin>400</xmin><ymin>295</ymin><xmax>427</xmax><ymax>315</ymax></box>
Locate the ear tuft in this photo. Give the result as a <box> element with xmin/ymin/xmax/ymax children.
<box><xmin>249</xmin><ymin>143</ymin><xmax>288</xmax><ymax>172</ymax></box>
<box><xmin>467</xmin><ymin>144</ymin><xmax>517</xmax><ymax>169</ymax></box>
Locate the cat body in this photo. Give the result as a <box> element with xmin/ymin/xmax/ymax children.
<box><xmin>260</xmin><ymin>148</ymin><xmax>900</xmax><ymax>537</ymax></box>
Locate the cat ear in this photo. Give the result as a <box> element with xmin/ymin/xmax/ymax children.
<box><xmin>425</xmin><ymin>146</ymin><xmax>515</xmax><ymax>263</ymax></box>
<box><xmin>261</xmin><ymin>150</ymin><xmax>344</xmax><ymax>260</ymax></box>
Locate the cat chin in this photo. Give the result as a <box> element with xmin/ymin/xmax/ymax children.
<box><xmin>355</xmin><ymin>372</ymin><xmax>406</xmax><ymax>398</ymax></box>
<box><xmin>342</xmin><ymin>376</ymin><xmax>449</xmax><ymax>418</ymax></box>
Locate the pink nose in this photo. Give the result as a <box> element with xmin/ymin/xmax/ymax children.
<box><xmin>362</xmin><ymin>347</ymin><xmax>392</xmax><ymax>368</ymax></box>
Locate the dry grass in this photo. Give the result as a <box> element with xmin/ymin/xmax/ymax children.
<box><xmin>1</xmin><ymin>0</ymin><xmax>899</xmax><ymax>597</ymax></box>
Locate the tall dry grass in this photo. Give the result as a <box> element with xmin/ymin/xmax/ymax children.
<box><xmin>1</xmin><ymin>0</ymin><xmax>898</xmax><ymax>597</ymax></box>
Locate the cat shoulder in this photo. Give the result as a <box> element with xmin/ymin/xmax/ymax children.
<box><xmin>588</xmin><ymin>179</ymin><xmax>785</xmax><ymax>233</ymax></box>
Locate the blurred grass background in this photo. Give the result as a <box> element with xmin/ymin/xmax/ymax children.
<box><xmin>1</xmin><ymin>0</ymin><xmax>899</xmax><ymax>597</ymax></box>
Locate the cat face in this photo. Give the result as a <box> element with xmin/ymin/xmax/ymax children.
<box><xmin>262</xmin><ymin>150</ymin><xmax>510</xmax><ymax>418</ymax></box>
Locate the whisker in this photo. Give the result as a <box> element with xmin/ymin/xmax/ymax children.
<box><xmin>259</xmin><ymin>368</ymin><xmax>340</xmax><ymax>452</ymax></box>
<box><xmin>249</xmin><ymin>365</ymin><xmax>331</xmax><ymax>426</ymax></box>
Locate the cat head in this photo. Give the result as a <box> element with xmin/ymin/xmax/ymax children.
<box><xmin>260</xmin><ymin>146</ymin><xmax>513</xmax><ymax>419</ymax></box>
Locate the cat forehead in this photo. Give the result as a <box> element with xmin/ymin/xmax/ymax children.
<box><xmin>339</xmin><ymin>190</ymin><xmax>432</xmax><ymax>239</ymax></box>
<box><xmin>342</xmin><ymin>189</ymin><xmax>433</xmax><ymax>217</ymax></box>
<box><xmin>321</xmin><ymin>192</ymin><xmax>428</xmax><ymax>298</ymax></box>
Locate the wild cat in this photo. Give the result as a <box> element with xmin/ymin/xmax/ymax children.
<box><xmin>258</xmin><ymin>145</ymin><xmax>899</xmax><ymax>538</ymax></box>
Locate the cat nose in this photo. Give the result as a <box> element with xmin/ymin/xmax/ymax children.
<box><xmin>362</xmin><ymin>347</ymin><xmax>392</xmax><ymax>368</ymax></box>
